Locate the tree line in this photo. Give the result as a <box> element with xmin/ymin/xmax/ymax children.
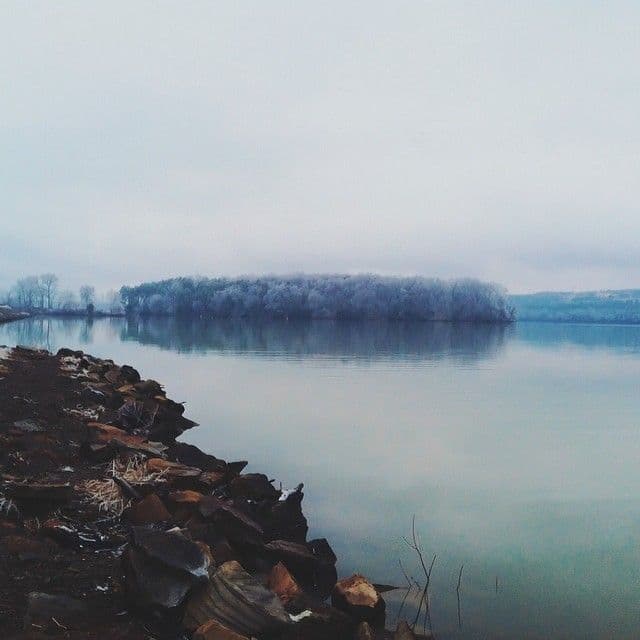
<box><xmin>120</xmin><ymin>275</ymin><xmax>515</xmax><ymax>322</ymax></box>
<box><xmin>2</xmin><ymin>274</ymin><xmax>121</xmax><ymax>313</ymax></box>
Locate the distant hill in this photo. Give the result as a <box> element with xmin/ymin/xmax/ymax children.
<box><xmin>510</xmin><ymin>290</ymin><xmax>640</xmax><ymax>323</ymax></box>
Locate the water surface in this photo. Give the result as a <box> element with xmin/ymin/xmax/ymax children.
<box><xmin>2</xmin><ymin>317</ymin><xmax>640</xmax><ymax>639</ymax></box>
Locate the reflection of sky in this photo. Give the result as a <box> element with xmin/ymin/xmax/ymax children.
<box><xmin>3</xmin><ymin>318</ymin><xmax>640</xmax><ymax>638</ymax></box>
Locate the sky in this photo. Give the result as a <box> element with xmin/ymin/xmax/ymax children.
<box><xmin>1</xmin><ymin>1</ymin><xmax>639</xmax><ymax>294</ymax></box>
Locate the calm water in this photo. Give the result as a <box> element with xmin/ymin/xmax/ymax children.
<box><xmin>3</xmin><ymin>317</ymin><xmax>640</xmax><ymax>639</ymax></box>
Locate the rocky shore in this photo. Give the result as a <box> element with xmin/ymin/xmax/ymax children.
<box><xmin>0</xmin><ymin>345</ymin><xmax>422</xmax><ymax>640</ymax></box>
<box><xmin>0</xmin><ymin>307</ymin><xmax>29</xmax><ymax>324</ymax></box>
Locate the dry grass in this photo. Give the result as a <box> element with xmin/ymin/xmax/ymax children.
<box><xmin>77</xmin><ymin>456</ymin><xmax>168</xmax><ymax>515</ymax></box>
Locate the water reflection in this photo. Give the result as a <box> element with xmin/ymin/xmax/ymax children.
<box><xmin>120</xmin><ymin>317</ymin><xmax>511</xmax><ymax>362</ymax></box>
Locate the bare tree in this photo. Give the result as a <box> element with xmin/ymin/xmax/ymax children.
<box><xmin>79</xmin><ymin>285</ymin><xmax>96</xmax><ymax>309</ymax></box>
<box><xmin>58</xmin><ymin>290</ymin><xmax>78</xmax><ymax>311</ymax></box>
<box><xmin>14</xmin><ymin>276</ymin><xmax>42</xmax><ymax>310</ymax></box>
<box><xmin>40</xmin><ymin>273</ymin><xmax>58</xmax><ymax>309</ymax></box>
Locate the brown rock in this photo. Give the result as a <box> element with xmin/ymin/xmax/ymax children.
<box><xmin>169</xmin><ymin>490</ymin><xmax>204</xmax><ymax>504</ymax></box>
<box><xmin>267</xmin><ymin>561</ymin><xmax>303</xmax><ymax>604</ymax></box>
<box><xmin>147</xmin><ymin>458</ymin><xmax>202</xmax><ymax>478</ymax></box>
<box><xmin>193</xmin><ymin>619</ymin><xmax>249</xmax><ymax>640</ymax></box>
<box><xmin>124</xmin><ymin>493</ymin><xmax>171</xmax><ymax>525</ymax></box>
<box><xmin>332</xmin><ymin>575</ymin><xmax>385</xmax><ymax>625</ymax></box>
<box><xmin>87</xmin><ymin>422</ymin><xmax>167</xmax><ymax>456</ymax></box>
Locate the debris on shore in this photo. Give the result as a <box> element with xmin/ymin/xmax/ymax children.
<box><xmin>0</xmin><ymin>306</ymin><xmax>29</xmax><ymax>324</ymax></box>
<box><xmin>0</xmin><ymin>345</ymin><xmax>417</xmax><ymax>639</ymax></box>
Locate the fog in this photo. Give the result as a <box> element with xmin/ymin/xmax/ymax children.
<box><xmin>2</xmin><ymin>2</ymin><xmax>639</xmax><ymax>293</ymax></box>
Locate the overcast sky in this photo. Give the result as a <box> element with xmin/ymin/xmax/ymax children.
<box><xmin>1</xmin><ymin>2</ymin><xmax>639</xmax><ymax>294</ymax></box>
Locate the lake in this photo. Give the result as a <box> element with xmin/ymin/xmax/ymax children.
<box><xmin>2</xmin><ymin>316</ymin><xmax>640</xmax><ymax>639</ymax></box>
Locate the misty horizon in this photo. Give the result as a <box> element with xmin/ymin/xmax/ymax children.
<box><xmin>3</xmin><ymin>3</ymin><xmax>639</xmax><ymax>293</ymax></box>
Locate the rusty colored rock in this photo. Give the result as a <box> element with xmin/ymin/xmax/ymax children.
<box><xmin>169</xmin><ymin>490</ymin><xmax>204</xmax><ymax>504</ymax></box>
<box><xmin>193</xmin><ymin>619</ymin><xmax>249</xmax><ymax>640</ymax></box>
<box><xmin>332</xmin><ymin>575</ymin><xmax>385</xmax><ymax>625</ymax></box>
<box><xmin>147</xmin><ymin>457</ymin><xmax>202</xmax><ymax>478</ymax></box>
<box><xmin>87</xmin><ymin>422</ymin><xmax>167</xmax><ymax>457</ymax></box>
<box><xmin>124</xmin><ymin>493</ymin><xmax>171</xmax><ymax>525</ymax></box>
<box><xmin>266</xmin><ymin>561</ymin><xmax>303</xmax><ymax>604</ymax></box>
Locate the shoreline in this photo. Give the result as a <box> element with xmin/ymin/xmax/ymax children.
<box><xmin>0</xmin><ymin>345</ymin><xmax>404</xmax><ymax>639</ymax></box>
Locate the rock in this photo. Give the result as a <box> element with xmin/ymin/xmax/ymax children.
<box><xmin>193</xmin><ymin>619</ymin><xmax>249</xmax><ymax>640</ymax></box>
<box><xmin>132</xmin><ymin>527</ymin><xmax>211</xmax><ymax>581</ymax></box>
<box><xmin>356</xmin><ymin>621</ymin><xmax>375</xmax><ymax>640</ymax></box>
<box><xmin>198</xmin><ymin>496</ymin><xmax>263</xmax><ymax>545</ymax></box>
<box><xmin>123</xmin><ymin>545</ymin><xmax>195</xmax><ymax>609</ymax></box>
<box><xmin>23</xmin><ymin>592</ymin><xmax>90</xmax><ymax>631</ymax></box>
<box><xmin>168</xmin><ymin>490</ymin><xmax>204</xmax><ymax>522</ymax></box>
<box><xmin>184</xmin><ymin>560</ymin><xmax>290</xmax><ymax>635</ymax></box>
<box><xmin>167</xmin><ymin>442</ymin><xmax>227</xmax><ymax>472</ymax></box>
<box><xmin>229</xmin><ymin>473</ymin><xmax>279</xmax><ymax>501</ymax></box>
<box><xmin>199</xmin><ymin>470</ymin><xmax>227</xmax><ymax>489</ymax></box>
<box><xmin>169</xmin><ymin>490</ymin><xmax>204</xmax><ymax>505</ymax></box>
<box><xmin>147</xmin><ymin>457</ymin><xmax>202</xmax><ymax>482</ymax></box>
<box><xmin>134</xmin><ymin>379</ymin><xmax>164</xmax><ymax>396</ymax></box>
<box><xmin>4</xmin><ymin>481</ymin><xmax>72</xmax><ymax>503</ymax></box>
<box><xmin>123</xmin><ymin>527</ymin><xmax>211</xmax><ymax>609</ymax></box>
<box><xmin>120</xmin><ymin>364</ymin><xmax>141</xmax><ymax>383</ymax></box>
<box><xmin>309</xmin><ymin>537</ymin><xmax>339</xmax><ymax>596</ymax></box>
<box><xmin>124</xmin><ymin>494</ymin><xmax>171</xmax><ymax>525</ymax></box>
<box><xmin>332</xmin><ymin>575</ymin><xmax>385</xmax><ymax>625</ymax></box>
<box><xmin>87</xmin><ymin>422</ymin><xmax>168</xmax><ymax>457</ymax></box>
<box><xmin>264</xmin><ymin>487</ymin><xmax>308</xmax><ymax>543</ymax></box>
<box><xmin>267</xmin><ymin>561</ymin><xmax>303</xmax><ymax>604</ymax></box>
<box><xmin>263</xmin><ymin>539</ymin><xmax>336</xmax><ymax>598</ymax></box>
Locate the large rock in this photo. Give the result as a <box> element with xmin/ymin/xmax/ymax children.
<box><xmin>123</xmin><ymin>527</ymin><xmax>211</xmax><ymax>609</ymax></box>
<box><xmin>167</xmin><ymin>442</ymin><xmax>227</xmax><ymax>472</ymax></box>
<box><xmin>229</xmin><ymin>473</ymin><xmax>279</xmax><ymax>501</ymax></box>
<box><xmin>331</xmin><ymin>575</ymin><xmax>385</xmax><ymax>625</ymax></box>
<box><xmin>124</xmin><ymin>494</ymin><xmax>171</xmax><ymax>525</ymax></box>
<box><xmin>184</xmin><ymin>560</ymin><xmax>290</xmax><ymax>636</ymax></box>
<box><xmin>198</xmin><ymin>496</ymin><xmax>264</xmax><ymax>545</ymax></box>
